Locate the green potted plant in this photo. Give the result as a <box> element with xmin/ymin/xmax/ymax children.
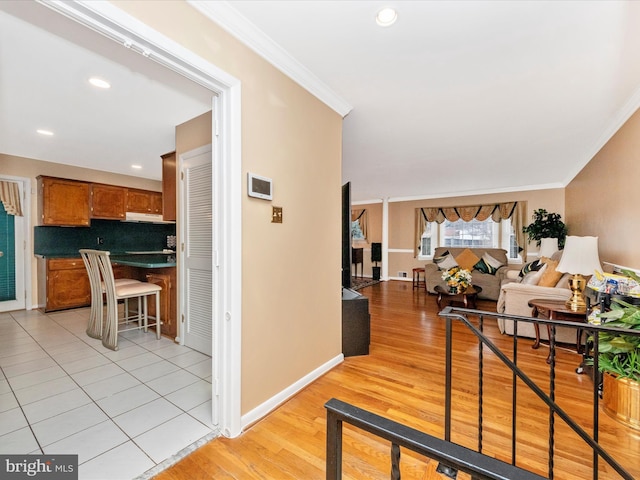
<box><xmin>522</xmin><ymin>208</ymin><xmax>568</xmax><ymax>248</ymax></box>
<box><xmin>591</xmin><ymin>276</ymin><xmax>640</xmax><ymax>430</ymax></box>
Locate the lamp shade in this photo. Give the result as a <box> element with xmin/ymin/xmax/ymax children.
<box><xmin>556</xmin><ymin>236</ymin><xmax>601</xmax><ymax>275</ymax></box>
<box><xmin>539</xmin><ymin>237</ymin><xmax>559</xmax><ymax>258</ymax></box>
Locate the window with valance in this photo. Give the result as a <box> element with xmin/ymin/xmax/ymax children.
<box><xmin>414</xmin><ymin>201</ymin><xmax>528</xmax><ymax>260</ymax></box>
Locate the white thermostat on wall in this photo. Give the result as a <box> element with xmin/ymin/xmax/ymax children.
<box><xmin>247</xmin><ymin>172</ymin><xmax>273</xmax><ymax>200</ymax></box>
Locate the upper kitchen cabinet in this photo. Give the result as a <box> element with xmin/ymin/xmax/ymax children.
<box><xmin>38</xmin><ymin>176</ymin><xmax>90</xmax><ymax>226</ymax></box>
<box><xmin>161</xmin><ymin>151</ymin><xmax>176</xmax><ymax>221</ymax></box>
<box><xmin>127</xmin><ymin>189</ymin><xmax>163</xmax><ymax>214</ymax></box>
<box><xmin>91</xmin><ymin>184</ymin><xmax>126</xmax><ymax>219</ymax></box>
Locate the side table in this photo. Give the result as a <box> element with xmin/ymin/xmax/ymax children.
<box><xmin>528</xmin><ymin>298</ymin><xmax>586</xmax><ymax>363</ymax></box>
<box><xmin>434</xmin><ymin>285</ymin><xmax>482</xmax><ymax>310</ymax></box>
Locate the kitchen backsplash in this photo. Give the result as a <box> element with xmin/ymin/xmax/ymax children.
<box><xmin>34</xmin><ymin>219</ymin><xmax>177</xmax><ymax>256</ymax></box>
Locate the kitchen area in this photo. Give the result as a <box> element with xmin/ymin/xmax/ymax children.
<box><xmin>33</xmin><ymin>152</ymin><xmax>180</xmax><ymax>340</ymax></box>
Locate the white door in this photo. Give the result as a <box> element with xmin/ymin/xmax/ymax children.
<box><xmin>0</xmin><ymin>178</ymin><xmax>26</xmax><ymax>313</ymax></box>
<box><xmin>181</xmin><ymin>145</ymin><xmax>213</xmax><ymax>355</ymax></box>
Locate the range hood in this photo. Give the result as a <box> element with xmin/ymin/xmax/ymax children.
<box><xmin>124</xmin><ymin>212</ymin><xmax>174</xmax><ymax>224</ymax></box>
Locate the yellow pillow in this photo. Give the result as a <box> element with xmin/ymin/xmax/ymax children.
<box><xmin>455</xmin><ymin>248</ymin><xmax>481</xmax><ymax>271</ymax></box>
<box><xmin>537</xmin><ymin>257</ymin><xmax>563</xmax><ymax>287</ymax></box>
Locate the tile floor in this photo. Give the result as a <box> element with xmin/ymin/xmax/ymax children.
<box><xmin>0</xmin><ymin>307</ymin><xmax>216</xmax><ymax>479</ymax></box>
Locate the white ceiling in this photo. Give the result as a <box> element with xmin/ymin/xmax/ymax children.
<box><xmin>0</xmin><ymin>1</ymin><xmax>213</xmax><ymax>182</ymax></box>
<box><xmin>3</xmin><ymin>1</ymin><xmax>640</xmax><ymax>202</ymax></box>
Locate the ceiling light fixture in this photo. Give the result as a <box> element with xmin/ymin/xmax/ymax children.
<box><xmin>36</xmin><ymin>129</ymin><xmax>54</xmax><ymax>136</ymax></box>
<box><xmin>131</xmin><ymin>164</ymin><xmax>142</xmax><ymax>170</ymax></box>
<box><xmin>89</xmin><ymin>77</ymin><xmax>111</xmax><ymax>89</ymax></box>
<box><xmin>376</xmin><ymin>7</ymin><xmax>398</xmax><ymax>27</ymax></box>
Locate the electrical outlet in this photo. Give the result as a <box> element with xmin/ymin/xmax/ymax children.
<box><xmin>97</xmin><ymin>237</ymin><xmax>104</xmax><ymax>245</ymax></box>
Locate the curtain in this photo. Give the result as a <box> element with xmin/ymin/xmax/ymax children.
<box><xmin>414</xmin><ymin>201</ymin><xmax>527</xmax><ymax>258</ymax></box>
<box><xmin>351</xmin><ymin>209</ymin><xmax>368</xmax><ymax>241</ymax></box>
<box><xmin>511</xmin><ymin>202</ymin><xmax>528</xmax><ymax>261</ymax></box>
<box><xmin>0</xmin><ymin>181</ymin><xmax>23</xmax><ymax>216</ymax></box>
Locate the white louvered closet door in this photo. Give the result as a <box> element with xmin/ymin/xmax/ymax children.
<box><xmin>183</xmin><ymin>147</ymin><xmax>213</xmax><ymax>355</ymax></box>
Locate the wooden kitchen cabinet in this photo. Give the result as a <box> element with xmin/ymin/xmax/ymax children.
<box><xmin>161</xmin><ymin>151</ymin><xmax>176</xmax><ymax>221</ymax></box>
<box><xmin>150</xmin><ymin>191</ymin><xmax>163</xmax><ymax>214</ymax></box>
<box><xmin>38</xmin><ymin>176</ymin><xmax>90</xmax><ymax>226</ymax></box>
<box><xmin>91</xmin><ymin>184</ymin><xmax>126</xmax><ymax>219</ymax></box>
<box><xmin>127</xmin><ymin>188</ymin><xmax>163</xmax><ymax>214</ymax></box>
<box><xmin>146</xmin><ymin>271</ymin><xmax>177</xmax><ymax>338</ymax></box>
<box><xmin>40</xmin><ymin>258</ymin><xmax>91</xmax><ymax>312</ymax></box>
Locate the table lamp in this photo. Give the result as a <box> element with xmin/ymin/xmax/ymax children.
<box><xmin>539</xmin><ymin>237</ymin><xmax>559</xmax><ymax>258</ymax></box>
<box><xmin>556</xmin><ymin>236</ymin><xmax>601</xmax><ymax>312</ymax></box>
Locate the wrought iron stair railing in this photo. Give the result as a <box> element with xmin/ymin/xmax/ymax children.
<box><xmin>437</xmin><ymin>305</ymin><xmax>637</xmax><ymax>480</ymax></box>
<box><xmin>324</xmin><ymin>306</ymin><xmax>639</xmax><ymax>479</ymax></box>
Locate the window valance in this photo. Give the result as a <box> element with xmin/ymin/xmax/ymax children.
<box><xmin>351</xmin><ymin>209</ymin><xmax>368</xmax><ymax>241</ymax></box>
<box><xmin>414</xmin><ymin>201</ymin><xmax>528</xmax><ymax>259</ymax></box>
<box><xmin>0</xmin><ymin>181</ymin><xmax>23</xmax><ymax>216</ymax></box>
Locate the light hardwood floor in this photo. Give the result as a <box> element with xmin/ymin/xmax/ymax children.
<box><xmin>154</xmin><ymin>281</ymin><xmax>640</xmax><ymax>480</ymax></box>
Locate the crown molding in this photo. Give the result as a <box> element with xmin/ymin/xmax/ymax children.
<box><xmin>188</xmin><ymin>0</ymin><xmax>352</xmax><ymax>117</ymax></box>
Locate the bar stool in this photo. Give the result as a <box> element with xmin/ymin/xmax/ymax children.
<box><xmin>83</xmin><ymin>249</ymin><xmax>162</xmax><ymax>351</ymax></box>
<box><xmin>80</xmin><ymin>250</ymin><xmax>141</xmax><ymax>339</ymax></box>
<box><xmin>412</xmin><ymin>267</ymin><xmax>426</xmax><ymax>290</ymax></box>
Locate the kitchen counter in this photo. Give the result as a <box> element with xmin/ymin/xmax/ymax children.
<box><xmin>111</xmin><ymin>253</ymin><xmax>176</xmax><ymax>268</ymax></box>
<box><xmin>35</xmin><ymin>251</ymin><xmax>176</xmax><ymax>268</ymax></box>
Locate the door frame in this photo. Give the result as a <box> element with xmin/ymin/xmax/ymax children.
<box><xmin>42</xmin><ymin>1</ymin><xmax>243</xmax><ymax>437</ymax></box>
<box><xmin>0</xmin><ymin>174</ymin><xmax>31</xmax><ymax>312</ymax></box>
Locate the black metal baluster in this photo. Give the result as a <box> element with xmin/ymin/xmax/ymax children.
<box><xmin>512</xmin><ymin>318</ymin><xmax>518</xmax><ymax>466</ymax></box>
<box><xmin>391</xmin><ymin>442</ymin><xmax>401</xmax><ymax>480</ymax></box>
<box><xmin>478</xmin><ymin>314</ymin><xmax>484</xmax><ymax>454</ymax></box>
<box><xmin>445</xmin><ymin>316</ymin><xmax>452</xmax><ymax>442</ymax></box>
<box><xmin>548</xmin><ymin>325</ymin><xmax>556</xmax><ymax>480</ymax></box>
<box><xmin>326</xmin><ymin>409</ymin><xmax>342</xmax><ymax>480</ymax></box>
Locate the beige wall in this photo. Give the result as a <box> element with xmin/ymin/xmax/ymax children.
<box><xmin>566</xmin><ymin>108</ymin><xmax>640</xmax><ymax>269</ymax></box>
<box><xmin>0</xmin><ymin>154</ymin><xmax>162</xmax><ymax>307</ymax></box>
<box><xmin>113</xmin><ymin>2</ymin><xmax>343</xmax><ymax>415</ymax></box>
<box><xmin>354</xmin><ymin>189</ymin><xmax>565</xmax><ymax>279</ymax></box>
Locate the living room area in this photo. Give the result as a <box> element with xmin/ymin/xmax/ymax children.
<box><xmin>350</xmin><ymin>101</ymin><xmax>640</xmax><ymax>297</ymax></box>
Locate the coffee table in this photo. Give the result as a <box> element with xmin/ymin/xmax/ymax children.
<box><xmin>434</xmin><ymin>285</ymin><xmax>482</xmax><ymax>310</ymax></box>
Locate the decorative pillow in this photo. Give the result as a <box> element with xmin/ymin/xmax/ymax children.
<box><xmin>521</xmin><ymin>264</ymin><xmax>547</xmax><ymax>285</ymax></box>
<box><xmin>538</xmin><ymin>258</ymin><xmax>563</xmax><ymax>287</ymax></box>
<box><xmin>482</xmin><ymin>252</ymin><xmax>505</xmax><ymax>273</ymax></box>
<box><xmin>555</xmin><ymin>273</ymin><xmax>572</xmax><ymax>289</ymax></box>
<box><xmin>474</xmin><ymin>258</ymin><xmax>492</xmax><ymax>274</ymax></box>
<box><xmin>433</xmin><ymin>250</ymin><xmax>450</xmax><ymax>263</ymax></box>
<box><xmin>519</xmin><ymin>259</ymin><xmax>543</xmax><ymax>278</ymax></box>
<box><xmin>455</xmin><ymin>248</ymin><xmax>480</xmax><ymax>271</ymax></box>
<box><xmin>434</xmin><ymin>252</ymin><xmax>458</xmax><ymax>271</ymax></box>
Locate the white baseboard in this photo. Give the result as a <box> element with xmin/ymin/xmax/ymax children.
<box><xmin>240</xmin><ymin>353</ymin><xmax>344</xmax><ymax>431</ymax></box>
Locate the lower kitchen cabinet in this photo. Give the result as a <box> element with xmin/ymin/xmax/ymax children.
<box><xmin>146</xmin><ymin>271</ymin><xmax>177</xmax><ymax>339</ymax></box>
<box><xmin>39</xmin><ymin>258</ymin><xmax>91</xmax><ymax>312</ymax></box>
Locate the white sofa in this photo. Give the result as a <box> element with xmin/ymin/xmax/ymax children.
<box><xmin>496</xmin><ymin>266</ymin><xmax>577</xmax><ymax>344</ymax></box>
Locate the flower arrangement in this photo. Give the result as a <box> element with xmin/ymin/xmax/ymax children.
<box><xmin>441</xmin><ymin>267</ymin><xmax>472</xmax><ymax>293</ymax></box>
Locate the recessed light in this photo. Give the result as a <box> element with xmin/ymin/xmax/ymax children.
<box><xmin>376</xmin><ymin>7</ymin><xmax>398</xmax><ymax>27</ymax></box>
<box><xmin>131</xmin><ymin>165</ymin><xmax>142</xmax><ymax>170</ymax></box>
<box><xmin>89</xmin><ymin>77</ymin><xmax>111</xmax><ymax>89</ymax></box>
<box><xmin>37</xmin><ymin>129</ymin><xmax>54</xmax><ymax>136</ymax></box>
